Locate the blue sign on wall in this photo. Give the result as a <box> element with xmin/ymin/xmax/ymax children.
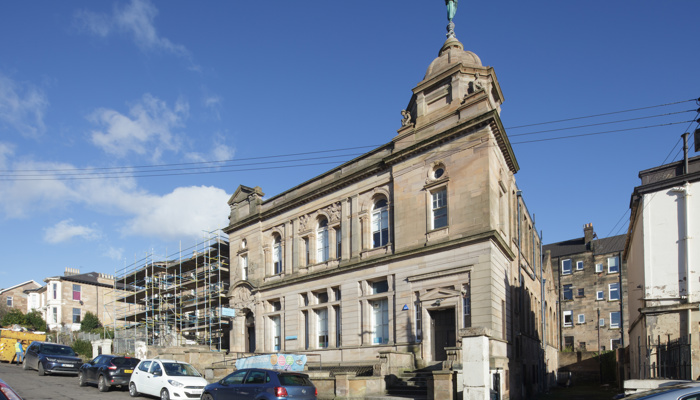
<box><xmin>235</xmin><ymin>354</ymin><xmax>307</xmax><ymax>371</ymax></box>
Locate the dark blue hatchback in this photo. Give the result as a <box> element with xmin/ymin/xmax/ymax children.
<box><xmin>202</xmin><ymin>368</ymin><xmax>317</xmax><ymax>400</ymax></box>
<box><xmin>23</xmin><ymin>341</ymin><xmax>82</xmax><ymax>376</ymax></box>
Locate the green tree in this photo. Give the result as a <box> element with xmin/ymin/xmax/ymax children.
<box><xmin>0</xmin><ymin>303</ymin><xmax>9</xmax><ymax>323</ymax></box>
<box><xmin>25</xmin><ymin>310</ymin><xmax>47</xmax><ymax>331</ymax></box>
<box><xmin>72</xmin><ymin>339</ymin><xmax>92</xmax><ymax>359</ymax></box>
<box><xmin>80</xmin><ymin>311</ymin><xmax>101</xmax><ymax>332</ymax></box>
<box><xmin>0</xmin><ymin>309</ymin><xmax>26</xmax><ymax>327</ymax></box>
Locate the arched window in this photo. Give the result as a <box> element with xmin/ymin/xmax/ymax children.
<box><xmin>317</xmin><ymin>218</ymin><xmax>329</xmax><ymax>263</ymax></box>
<box><xmin>272</xmin><ymin>234</ymin><xmax>282</xmax><ymax>274</ymax></box>
<box><xmin>372</xmin><ymin>198</ymin><xmax>389</xmax><ymax>248</ymax></box>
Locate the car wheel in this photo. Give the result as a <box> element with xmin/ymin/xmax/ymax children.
<box><xmin>78</xmin><ymin>372</ymin><xmax>87</xmax><ymax>386</ymax></box>
<box><xmin>22</xmin><ymin>359</ymin><xmax>29</xmax><ymax>370</ymax></box>
<box><xmin>201</xmin><ymin>393</ymin><xmax>214</xmax><ymax>400</ymax></box>
<box><xmin>160</xmin><ymin>388</ymin><xmax>170</xmax><ymax>400</ymax></box>
<box><xmin>98</xmin><ymin>375</ymin><xmax>110</xmax><ymax>392</ymax></box>
<box><xmin>129</xmin><ymin>382</ymin><xmax>139</xmax><ymax>397</ymax></box>
<box><xmin>38</xmin><ymin>362</ymin><xmax>45</xmax><ymax>376</ymax></box>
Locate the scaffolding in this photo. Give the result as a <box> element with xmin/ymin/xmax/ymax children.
<box><xmin>108</xmin><ymin>231</ymin><xmax>230</xmax><ymax>352</ymax></box>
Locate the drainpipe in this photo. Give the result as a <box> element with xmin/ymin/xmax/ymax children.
<box><xmin>540</xmin><ymin>229</ymin><xmax>546</xmax><ymax>389</ymax></box>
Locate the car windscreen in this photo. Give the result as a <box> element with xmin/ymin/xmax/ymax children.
<box><xmin>163</xmin><ymin>363</ymin><xmax>201</xmax><ymax>377</ymax></box>
<box><xmin>279</xmin><ymin>374</ymin><xmax>313</xmax><ymax>386</ymax></box>
<box><xmin>112</xmin><ymin>357</ymin><xmax>140</xmax><ymax>367</ymax></box>
<box><xmin>42</xmin><ymin>344</ymin><xmax>76</xmax><ymax>356</ymax></box>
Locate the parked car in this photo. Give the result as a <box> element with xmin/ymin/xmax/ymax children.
<box><xmin>201</xmin><ymin>368</ymin><xmax>317</xmax><ymax>400</ymax></box>
<box><xmin>0</xmin><ymin>377</ymin><xmax>23</xmax><ymax>400</ymax></box>
<box><xmin>128</xmin><ymin>359</ymin><xmax>207</xmax><ymax>400</ymax></box>
<box><xmin>22</xmin><ymin>341</ymin><xmax>81</xmax><ymax>376</ymax></box>
<box><xmin>78</xmin><ymin>354</ymin><xmax>140</xmax><ymax>392</ymax></box>
<box><xmin>623</xmin><ymin>383</ymin><xmax>700</xmax><ymax>400</ymax></box>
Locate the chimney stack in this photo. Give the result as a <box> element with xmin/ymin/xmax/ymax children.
<box><xmin>584</xmin><ymin>223</ymin><xmax>595</xmax><ymax>248</ymax></box>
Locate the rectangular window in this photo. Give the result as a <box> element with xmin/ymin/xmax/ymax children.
<box><xmin>304</xmin><ymin>238</ymin><xmax>310</xmax><ymax>266</ymax></box>
<box><xmin>335</xmin><ymin>227</ymin><xmax>341</xmax><ymax>259</ymax></box>
<box><xmin>611</xmin><ymin>339</ymin><xmax>621</xmax><ymax>349</ymax></box>
<box><xmin>563</xmin><ymin>284</ymin><xmax>573</xmax><ymax>300</ymax></box>
<box><xmin>608</xmin><ymin>257</ymin><xmax>619</xmax><ymax>273</ymax></box>
<box><xmin>270</xmin><ymin>300</ymin><xmax>282</xmax><ymax>312</ymax></box>
<box><xmin>415</xmin><ymin>295</ymin><xmax>422</xmax><ymax>342</ymax></box>
<box><xmin>273</xmin><ymin>240</ymin><xmax>283</xmax><ymax>274</ymax></box>
<box><xmin>6</xmin><ymin>296</ymin><xmax>12</xmax><ymax>307</ymax></box>
<box><xmin>576</xmin><ymin>261</ymin><xmax>584</xmax><ymax>271</ymax></box>
<box><xmin>564</xmin><ymin>336</ymin><xmax>574</xmax><ymax>351</ymax></box>
<box><xmin>316</xmin><ymin>292</ymin><xmax>328</xmax><ymax>304</ymax></box>
<box><xmin>462</xmin><ymin>285</ymin><xmax>471</xmax><ymax>328</ymax></box>
<box><xmin>334</xmin><ymin>305</ymin><xmax>341</xmax><ymax>347</ymax></box>
<box><xmin>595</xmin><ymin>263</ymin><xmax>603</xmax><ymax>273</ymax></box>
<box><xmin>53</xmin><ymin>283</ymin><xmax>57</xmax><ymax>300</ymax></box>
<box><xmin>577</xmin><ymin>288</ymin><xmax>585</xmax><ymax>297</ymax></box>
<box><xmin>563</xmin><ymin>310</ymin><xmax>573</xmax><ymax>327</ymax></box>
<box><xmin>302</xmin><ymin>310</ymin><xmax>309</xmax><ymax>350</ymax></box>
<box><xmin>577</xmin><ymin>314</ymin><xmax>585</xmax><ymax>324</ymax></box>
<box><xmin>596</xmin><ymin>291</ymin><xmax>604</xmax><ymax>301</ymax></box>
<box><xmin>371</xmin><ymin>299</ymin><xmax>389</xmax><ymax>345</ymax></box>
<box><xmin>73</xmin><ymin>284</ymin><xmax>81</xmax><ymax>301</ymax></box>
<box><xmin>241</xmin><ymin>255</ymin><xmax>248</xmax><ymax>281</ymax></box>
<box><xmin>372</xmin><ymin>204</ymin><xmax>389</xmax><ymax>248</ymax></box>
<box><xmin>610</xmin><ymin>311</ymin><xmax>621</xmax><ymax>329</ymax></box>
<box><xmin>317</xmin><ymin>308</ymin><xmax>328</xmax><ymax>348</ymax></box>
<box><xmin>52</xmin><ymin>307</ymin><xmax>58</xmax><ymax>323</ymax></box>
<box><xmin>562</xmin><ymin>259</ymin><xmax>572</xmax><ymax>275</ymax></box>
<box><xmin>372</xmin><ymin>280</ymin><xmax>389</xmax><ymax>294</ymax></box>
<box><xmin>72</xmin><ymin>308</ymin><xmax>81</xmax><ymax>323</ymax></box>
<box><xmin>431</xmin><ymin>189</ymin><xmax>448</xmax><ymax>229</ymax></box>
<box><xmin>317</xmin><ymin>227</ymin><xmax>329</xmax><ymax>263</ymax></box>
<box><xmin>271</xmin><ymin>315</ymin><xmax>281</xmax><ymax>351</ymax></box>
<box><xmin>599</xmin><ymin>318</ymin><xmax>605</xmax><ymax>327</ymax></box>
<box><xmin>609</xmin><ymin>282</ymin><xmax>620</xmax><ymax>301</ymax></box>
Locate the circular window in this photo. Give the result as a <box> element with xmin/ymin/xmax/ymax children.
<box><xmin>434</xmin><ymin>168</ymin><xmax>444</xmax><ymax>179</ymax></box>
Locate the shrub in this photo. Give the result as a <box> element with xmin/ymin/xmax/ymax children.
<box><xmin>25</xmin><ymin>310</ymin><xmax>47</xmax><ymax>331</ymax></box>
<box><xmin>0</xmin><ymin>309</ymin><xmax>26</xmax><ymax>327</ymax></box>
<box><xmin>72</xmin><ymin>339</ymin><xmax>92</xmax><ymax>359</ymax></box>
<box><xmin>80</xmin><ymin>311</ymin><xmax>101</xmax><ymax>332</ymax></box>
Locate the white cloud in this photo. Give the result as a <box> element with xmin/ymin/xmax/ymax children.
<box><xmin>0</xmin><ymin>73</ymin><xmax>49</xmax><ymax>138</ymax></box>
<box><xmin>0</xmin><ymin>142</ymin><xmax>15</xmax><ymax>169</ymax></box>
<box><xmin>75</xmin><ymin>0</ymin><xmax>194</xmax><ymax>64</ymax></box>
<box><xmin>105</xmin><ymin>246</ymin><xmax>125</xmax><ymax>261</ymax></box>
<box><xmin>185</xmin><ymin>132</ymin><xmax>235</xmax><ymax>163</ymax></box>
<box><xmin>88</xmin><ymin>94</ymin><xmax>188</xmax><ymax>160</ymax></box>
<box><xmin>44</xmin><ymin>219</ymin><xmax>100</xmax><ymax>244</ymax></box>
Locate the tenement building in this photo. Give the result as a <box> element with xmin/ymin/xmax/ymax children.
<box><xmin>223</xmin><ymin>12</ymin><xmax>558</xmax><ymax>400</ymax></box>
<box><xmin>543</xmin><ymin>224</ymin><xmax>628</xmax><ymax>353</ymax></box>
<box><xmin>625</xmin><ymin>152</ymin><xmax>700</xmax><ymax>380</ymax></box>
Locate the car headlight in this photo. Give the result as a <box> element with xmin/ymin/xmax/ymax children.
<box><xmin>45</xmin><ymin>357</ymin><xmax>58</xmax><ymax>362</ymax></box>
<box><xmin>167</xmin><ymin>380</ymin><xmax>184</xmax><ymax>388</ymax></box>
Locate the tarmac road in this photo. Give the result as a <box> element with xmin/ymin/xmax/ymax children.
<box><xmin>0</xmin><ymin>361</ymin><xmax>132</xmax><ymax>400</ymax></box>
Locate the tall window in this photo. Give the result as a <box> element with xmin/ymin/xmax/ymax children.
<box><xmin>271</xmin><ymin>316</ymin><xmax>281</xmax><ymax>351</ymax></box>
<box><xmin>609</xmin><ymin>282</ymin><xmax>620</xmax><ymax>300</ymax></box>
<box><xmin>72</xmin><ymin>308</ymin><xmax>81</xmax><ymax>323</ymax></box>
<box><xmin>317</xmin><ymin>218</ymin><xmax>329</xmax><ymax>263</ymax></box>
<box><xmin>53</xmin><ymin>283</ymin><xmax>57</xmax><ymax>299</ymax></box>
<box><xmin>335</xmin><ymin>227</ymin><xmax>342</xmax><ymax>259</ymax></box>
<box><xmin>304</xmin><ymin>238</ymin><xmax>310</xmax><ymax>266</ymax></box>
<box><xmin>52</xmin><ymin>307</ymin><xmax>58</xmax><ymax>323</ymax></box>
<box><xmin>462</xmin><ymin>284</ymin><xmax>471</xmax><ymax>328</ymax></box>
<box><xmin>563</xmin><ymin>284</ymin><xmax>573</xmax><ymax>300</ymax></box>
<box><xmin>595</xmin><ymin>263</ymin><xmax>603</xmax><ymax>273</ymax></box>
<box><xmin>596</xmin><ymin>290</ymin><xmax>604</xmax><ymax>301</ymax></box>
<box><xmin>241</xmin><ymin>254</ymin><xmax>248</xmax><ymax>281</ymax></box>
<box><xmin>334</xmin><ymin>305</ymin><xmax>341</xmax><ymax>347</ymax></box>
<box><xmin>73</xmin><ymin>284</ymin><xmax>81</xmax><ymax>301</ymax></box>
<box><xmin>317</xmin><ymin>308</ymin><xmax>328</xmax><ymax>348</ymax></box>
<box><xmin>610</xmin><ymin>311</ymin><xmax>621</xmax><ymax>329</ymax></box>
<box><xmin>372</xmin><ymin>199</ymin><xmax>389</xmax><ymax>248</ymax></box>
<box><xmin>561</xmin><ymin>259</ymin><xmax>572</xmax><ymax>275</ymax></box>
<box><xmin>273</xmin><ymin>235</ymin><xmax>282</xmax><ymax>274</ymax></box>
<box><xmin>371</xmin><ymin>299</ymin><xmax>389</xmax><ymax>345</ymax></box>
<box><xmin>431</xmin><ymin>188</ymin><xmax>448</xmax><ymax>229</ymax></box>
<box><xmin>608</xmin><ymin>256</ymin><xmax>620</xmax><ymax>273</ymax></box>
<box><xmin>577</xmin><ymin>314</ymin><xmax>585</xmax><ymax>324</ymax></box>
<box><xmin>6</xmin><ymin>297</ymin><xmax>12</xmax><ymax>307</ymax></box>
<box><xmin>415</xmin><ymin>294</ymin><xmax>422</xmax><ymax>342</ymax></box>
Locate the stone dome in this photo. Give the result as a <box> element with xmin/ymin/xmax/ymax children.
<box><xmin>424</xmin><ymin>38</ymin><xmax>482</xmax><ymax>80</ymax></box>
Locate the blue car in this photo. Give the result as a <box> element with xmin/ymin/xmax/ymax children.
<box><xmin>202</xmin><ymin>368</ymin><xmax>317</xmax><ymax>400</ymax></box>
<box><xmin>22</xmin><ymin>341</ymin><xmax>82</xmax><ymax>376</ymax></box>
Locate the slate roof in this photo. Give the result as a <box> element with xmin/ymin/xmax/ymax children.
<box><xmin>543</xmin><ymin>234</ymin><xmax>626</xmax><ymax>258</ymax></box>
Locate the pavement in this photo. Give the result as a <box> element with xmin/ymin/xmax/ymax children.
<box><xmin>536</xmin><ymin>383</ymin><xmax>623</xmax><ymax>400</ymax></box>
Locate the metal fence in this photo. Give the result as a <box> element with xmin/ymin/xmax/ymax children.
<box><xmin>647</xmin><ymin>334</ymin><xmax>691</xmax><ymax>380</ymax></box>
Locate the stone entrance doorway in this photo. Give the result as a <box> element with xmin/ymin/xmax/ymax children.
<box><xmin>430</xmin><ymin>308</ymin><xmax>456</xmax><ymax>361</ymax></box>
<box><xmin>245</xmin><ymin>311</ymin><xmax>256</xmax><ymax>353</ymax></box>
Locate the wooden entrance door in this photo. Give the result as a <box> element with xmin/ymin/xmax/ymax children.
<box><xmin>430</xmin><ymin>308</ymin><xmax>456</xmax><ymax>361</ymax></box>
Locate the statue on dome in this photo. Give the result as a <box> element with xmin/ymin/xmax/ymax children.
<box><xmin>445</xmin><ymin>0</ymin><xmax>458</xmax><ymax>39</ymax></box>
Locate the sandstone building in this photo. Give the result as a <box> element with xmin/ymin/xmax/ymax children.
<box><xmin>543</xmin><ymin>224</ymin><xmax>628</xmax><ymax>354</ymax></box>
<box><xmin>625</xmin><ymin>152</ymin><xmax>700</xmax><ymax>380</ymax></box>
<box><xmin>223</xmin><ymin>32</ymin><xmax>558</xmax><ymax>400</ymax></box>
<box><xmin>0</xmin><ymin>280</ymin><xmax>41</xmax><ymax>314</ymax></box>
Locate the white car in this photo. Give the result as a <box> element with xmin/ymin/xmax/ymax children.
<box><xmin>128</xmin><ymin>359</ymin><xmax>208</xmax><ymax>400</ymax></box>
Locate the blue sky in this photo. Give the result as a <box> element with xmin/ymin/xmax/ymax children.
<box><xmin>1</xmin><ymin>1</ymin><xmax>698</xmax><ymax>287</ymax></box>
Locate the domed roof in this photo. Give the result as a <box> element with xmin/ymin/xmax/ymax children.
<box><xmin>424</xmin><ymin>38</ymin><xmax>482</xmax><ymax>80</ymax></box>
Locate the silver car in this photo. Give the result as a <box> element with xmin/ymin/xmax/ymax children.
<box><xmin>624</xmin><ymin>383</ymin><xmax>700</xmax><ymax>400</ymax></box>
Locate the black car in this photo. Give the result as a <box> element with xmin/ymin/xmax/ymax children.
<box><xmin>78</xmin><ymin>354</ymin><xmax>140</xmax><ymax>392</ymax></box>
<box><xmin>202</xmin><ymin>368</ymin><xmax>317</xmax><ymax>400</ymax></box>
<box><xmin>22</xmin><ymin>341</ymin><xmax>82</xmax><ymax>376</ymax></box>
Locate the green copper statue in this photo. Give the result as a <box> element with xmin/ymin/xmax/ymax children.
<box><xmin>446</xmin><ymin>0</ymin><xmax>458</xmax><ymax>22</ymax></box>
<box><xmin>445</xmin><ymin>0</ymin><xmax>458</xmax><ymax>39</ymax></box>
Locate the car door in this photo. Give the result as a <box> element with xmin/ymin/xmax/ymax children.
<box><xmin>131</xmin><ymin>361</ymin><xmax>151</xmax><ymax>394</ymax></box>
<box><xmin>213</xmin><ymin>369</ymin><xmax>248</xmax><ymax>400</ymax></box>
<box><xmin>25</xmin><ymin>343</ymin><xmax>40</xmax><ymax>368</ymax></box>
<box><xmin>238</xmin><ymin>370</ymin><xmax>268</xmax><ymax>399</ymax></box>
<box><xmin>146</xmin><ymin>360</ymin><xmax>163</xmax><ymax>396</ymax></box>
<box><xmin>85</xmin><ymin>356</ymin><xmax>100</xmax><ymax>382</ymax></box>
